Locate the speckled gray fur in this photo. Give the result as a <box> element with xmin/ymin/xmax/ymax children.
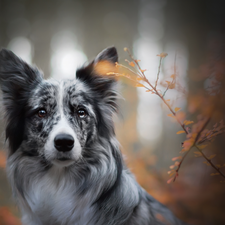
<box><xmin>0</xmin><ymin>47</ymin><xmax>186</xmax><ymax>225</ymax></box>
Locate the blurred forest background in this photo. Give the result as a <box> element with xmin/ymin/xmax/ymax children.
<box><xmin>0</xmin><ymin>0</ymin><xmax>225</xmax><ymax>224</ymax></box>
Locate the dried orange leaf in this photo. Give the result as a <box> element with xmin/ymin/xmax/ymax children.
<box><xmin>157</xmin><ymin>52</ymin><xmax>168</xmax><ymax>58</ymax></box>
<box><xmin>167</xmin><ymin>114</ymin><xmax>174</xmax><ymax>117</ymax></box>
<box><xmin>183</xmin><ymin>120</ymin><xmax>194</xmax><ymax>125</ymax></box>
<box><xmin>140</xmin><ymin>69</ymin><xmax>146</xmax><ymax>72</ymax></box>
<box><xmin>137</xmin><ymin>77</ymin><xmax>143</xmax><ymax>81</ymax></box>
<box><xmin>168</xmin><ymin>83</ymin><xmax>176</xmax><ymax>89</ymax></box>
<box><xmin>136</xmin><ymin>83</ymin><xmax>145</xmax><ymax>87</ymax></box>
<box><xmin>166</xmin><ymin>81</ymin><xmax>171</xmax><ymax>85</ymax></box>
<box><xmin>169</xmin><ymin>171</ymin><xmax>176</xmax><ymax>177</ymax></box>
<box><xmin>203</xmin><ymin>161</ymin><xmax>211</xmax><ymax>166</ymax></box>
<box><xmin>194</xmin><ymin>151</ymin><xmax>202</xmax><ymax>156</ymax></box>
<box><xmin>169</xmin><ymin>165</ymin><xmax>175</xmax><ymax>169</ymax></box>
<box><xmin>208</xmin><ymin>154</ymin><xmax>216</xmax><ymax>159</ymax></box>
<box><xmin>177</xmin><ymin>130</ymin><xmax>185</xmax><ymax>134</ymax></box>
<box><xmin>210</xmin><ymin>173</ymin><xmax>219</xmax><ymax>176</ymax></box>
<box><xmin>172</xmin><ymin>156</ymin><xmax>182</xmax><ymax>161</ymax></box>
<box><xmin>129</xmin><ymin>62</ymin><xmax>135</xmax><ymax>67</ymax></box>
<box><xmin>167</xmin><ymin>177</ymin><xmax>174</xmax><ymax>184</ymax></box>
<box><xmin>197</xmin><ymin>144</ymin><xmax>207</xmax><ymax>150</ymax></box>
<box><xmin>135</xmin><ymin>59</ymin><xmax>141</xmax><ymax>63</ymax></box>
<box><xmin>166</xmin><ymin>99</ymin><xmax>170</xmax><ymax>101</ymax></box>
<box><xmin>175</xmin><ymin>107</ymin><xmax>181</xmax><ymax>112</ymax></box>
<box><xmin>146</xmin><ymin>89</ymin><xmax>153</xmax><ymax>92</ymax></box>
<box><xmin>167</xmin><ymin>170</ymin><xmax>175</xmax><ymax>175</ymax></box>
<box><xmin>180</xmin><ymin>148</ymin><xmax>189</xmax><ymax>153</ymax></box>
<box><xmin>170</xmin><ymin>74</ymin><xmax>176</xmax><ymax>79</ymax></box>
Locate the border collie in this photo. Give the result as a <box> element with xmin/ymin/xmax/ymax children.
<box><xmin>0</xmin><ymin>47</ymin><xmax>185</xmax><ymax>225</ymax></box>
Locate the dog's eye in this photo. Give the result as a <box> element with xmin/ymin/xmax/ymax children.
<box><xmin>77</xmin><ymin>109</ymin><xmax>87</xmax><ymax>118</ymax></box>
<box><xmin>38</xmin><ymin>109</ymin><xmax>47</xmax><ymax>118</ymax></box>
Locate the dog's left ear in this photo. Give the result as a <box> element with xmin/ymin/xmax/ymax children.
<box><xmin>76</xmin><ymin>47</ymin><xmax>118</xmax><ymax>112</ymax></box>
<box><xmin>94</xmin><ymin>46</ymin><xmax>118</xmax><ymax>64</ymax></box>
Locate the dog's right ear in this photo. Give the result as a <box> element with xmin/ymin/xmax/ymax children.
<box><xmin>0</xmin><ymin>49</ymin><xmax>43</xmax><ymax>154</ymax></box>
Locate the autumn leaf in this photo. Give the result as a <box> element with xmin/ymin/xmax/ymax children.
<box><xmin>183</xmin><ymin>120</ymin><xmax>194</xmax><ymax>125</ymax></box>
<box><xmin>197</xmin><ymin>144</ymin><xmax>207</xmax><ymax>150</ymax></box>
<box><xmin>167</xmin><ymin>114</ymin><xmax>175</xmax><ymax>117</ymax></box>
<box><xmin>167</xmin><ymin>177</ymin><xmax>174</xmax><ymax>184</ymax></box>
<box><xmin>167</xmin><ymin>170</ymin><xmax>175</xmax><ymax>176</ymax></box>
<box><xmin>157</xmin><ymin>52</ymin><xmax>168</xmax><ymax>58</ymax></box>
<box><xmin>137</xmin><ymin>77</ymin><xmax>144</xmax><ymax>81</ymax></box>
<box><xmin>170</xmin><ymin>74</ymin><xmax>176</xmax><ymax>79</ymax></box>
<box><xmin>169</xmin><ymin>165</ymin><xmax>175</xmax><ymax>169</ymax></box>
<box><xmin>166</xmin><ymin>81</ymin><xmax>171</xmax><ymax>85</ymax></box>
<box><xmin>146</xmin><ymin>89</ymin><xmax>153</xmax><ymax>92</ymax></box>
<box><xmin>136</xmin><ymin>83</ymin><xmax>145</xmax><ymax>87</ymax></box>
<box><xmin>180</xmin><ymin>139</ymin><xmax>193</xmax><ymax>152</ymax></box>
<box><xmin>208</xmin><ymin>155</ymin><xmax>216</xmax><ymax>159</ymax></box>
<box><xmin>168</xmin><ymin>83</ymin><xmax>176</xmax><ymax>89</ymax></box>
<box><xmin>203</xmin><ymin>161</ymin><xmax>211</xmax><ymax>166</ymax></box>
<box><xmin>129</xmin><ymin>62</ymin><xmax>135</xmax><ymax>67</ymax></box>
<box><xmin>194</xmin><ymin>151</ymin><xmax>202</xmax><ymax>157</ymax></box>
<box><xmin>172</xmin><ymin>156</ymin><xmax>182</xmax><ymax>161</ymax></box>
<box><xmin>177</xmin><ymin>130</ymin><xmax>185</xmax><ymax>134</ymax></box>
<box><xmin>140</xmin><ymin>69</ymin><xmax>146</xmax><ymax>72</ymax></box>
<box><xmin>175</xmin><ymin>107</ymin><xmax>181</xmax><ymax>112</ymax></box>
<box><xmin>210</xmin><ymin>173</ymin><xmax>219</xmax><ymax>176</ymax></box>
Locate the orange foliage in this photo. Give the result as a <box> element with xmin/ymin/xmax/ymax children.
<box><xmin>108</xmin><ymin>47</ymin><xmax>225</xmax><ymax>183</ymax></box>
<box><xmin>0</xmin><ymin>151</ymin><xmax>6</xmax><ymax>168</ymax></box>
<box><xmin>0</xmin><ymin>207</ymin><xmax>21</xmax><ymax>225</ymax></box>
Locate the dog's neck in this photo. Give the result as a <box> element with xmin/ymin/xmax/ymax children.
<box><xmin>8</xmin><ymin>151</ymin><xmax>137</xmax><ymax>225</ymax></box>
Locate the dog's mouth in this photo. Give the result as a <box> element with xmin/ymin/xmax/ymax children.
<box><xmin>51</xmin><ymin>152</ymin><xmax>75</xmax><ymax>167</ymax></box>
<box><xmin>57</xmin><ymin>157</ymin><xmax>71</xmax><ymax>161</ymax></box>
<box><xmin>53</xmin><ymin>157</ymin><xmax>74</xmax><ymax>167</ymax></box>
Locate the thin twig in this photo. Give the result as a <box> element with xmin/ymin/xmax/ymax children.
<box><xmin>123</xmin><ymin>48</ymin><xmax>225</xmax><ymax>180</ymax></box>
<box><xmin>197</xmin><ymin>130</ymin><xmax>225</xmax><ymax>145</ymax></box>
<box><xmin>163</xmin><ymin>52</ymin><xmax>177</xmax><ymax>97</ymax></box>
<box><xmin>173</xmin><ymin>117</ymin><xmax>211</xmax><ymax>182</ymax></box>
<box><xmin>126</xmin><ymin>49</ymin><xmax>188</xmax><ymax>134</ymax></box>
<box><xmin>195</xmin><ymin>146</ymin><xmax>225</xmax><ymax>178</ymax></box>
<box><xmin>155</xmin><ymin>57</ymin><xmax>162</xmax><ymax>88</ymax></box>
<box><xmin>173</xmin><ymin>149</ymin><xmax>191</xmax><ymax>182</ymax></box>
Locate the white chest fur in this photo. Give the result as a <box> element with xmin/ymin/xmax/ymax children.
<box><xmin>24</xmin><ymin>167</ymin><xmax>95</xmax><ymax>225</ymax></box>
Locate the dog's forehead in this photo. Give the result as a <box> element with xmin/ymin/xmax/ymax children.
<box><xmin>29</xmin><ymin>79</ymin><xmax>89</xmax><ymax>107</ymax></box>
<box><xmin>62</xmin><ymin>79</ymin><xmax>88</xmax><ymax>96</ymax></box>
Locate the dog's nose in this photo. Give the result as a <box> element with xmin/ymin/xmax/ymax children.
<box><xmin>54</xmin><ymin>134</ymin><xmax>74</xmax><ymax>152</ymax></box>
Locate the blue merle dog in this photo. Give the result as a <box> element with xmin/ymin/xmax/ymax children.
<box><xmin>0</xmin><ymin>47</ymin><xmax>185</xmax><ymax>225</ymax></box>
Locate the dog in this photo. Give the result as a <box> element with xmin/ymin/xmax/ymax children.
<box><xmin>0</xmin><ymin>47</ymin><xmax>185</xmax><ymax>225</ymax></box>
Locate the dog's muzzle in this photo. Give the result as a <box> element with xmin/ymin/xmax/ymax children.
<box><xmin>54</xmin><ymin>134</ymin><xmax>74</xmax><ymax>152</ymax></box>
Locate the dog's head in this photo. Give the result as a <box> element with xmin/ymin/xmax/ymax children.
<box><xmin>0</xmin><ymin>47</ymin><xmax>118</xmax><ymax>167</ymax></box>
